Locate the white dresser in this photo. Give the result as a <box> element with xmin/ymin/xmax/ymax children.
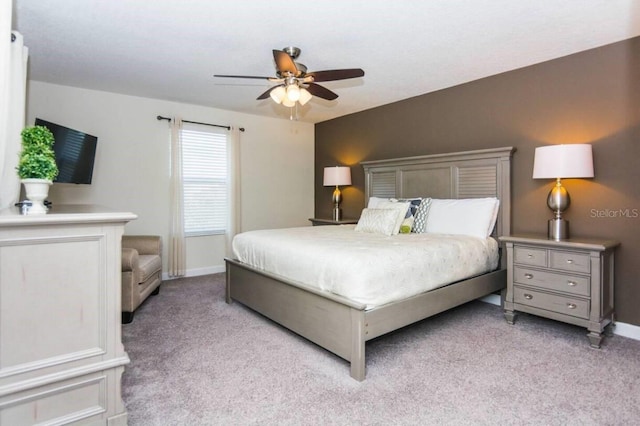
<box><xmin>0</xmin><ymin>205</ymin><xmax>136</xmax><ymax>425</ymax></box>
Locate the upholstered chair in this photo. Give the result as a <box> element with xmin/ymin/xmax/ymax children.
<box><xmin>121</xmin><ymin>235</ymin><xmax>162</xmax><ymax>324</ymax></box>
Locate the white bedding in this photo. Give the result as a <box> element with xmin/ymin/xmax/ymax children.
<box><xmin>232</xmin><ymin>225</ymin><xmax>499</xmax><ymax>309</ymax></box>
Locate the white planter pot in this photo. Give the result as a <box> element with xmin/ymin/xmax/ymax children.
<box><xmin>21</xmin><ymin>178</ymin><xmax>52</xmax><ymax>214</ymax></box>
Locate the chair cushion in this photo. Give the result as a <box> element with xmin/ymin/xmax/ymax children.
<box><xmin>137</xmin><ymin>254</ymin><xmax>162</xmax><ymax>282</ymax></box>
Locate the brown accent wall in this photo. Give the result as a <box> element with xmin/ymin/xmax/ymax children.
<box><xmin>315</xmin><ymin>37</ymin><xmax>640</xmax><ymax>326</ymax></box>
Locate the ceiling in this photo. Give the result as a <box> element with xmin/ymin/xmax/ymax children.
<box><xmin>12</xmin><ymin>0</ymin><xmax>640</xmax><ymax>124</ymax></box>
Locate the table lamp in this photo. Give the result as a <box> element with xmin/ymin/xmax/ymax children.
<box><xmin>532</xmin><ymin>144</ymin><xmax>594</xmax><ymax>240</ymax></box>
<box><xmin>323</xmin><ymin>166</ymin><xmax>352</xmax><ymax>221</ymax></box>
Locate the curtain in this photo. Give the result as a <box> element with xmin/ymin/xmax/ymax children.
<box><xmin>0</xmin><ymin>32</ymin><xmax>28</xmax><ymax>210</ymax></box>
<box><xmin>168</xmin><ymin>117</ymin><xmax>186</xmax><ymax>277</ymax></box>
<box><xmin>226</xmin><ymin>126</ymin><xmax>242</xmax><ymax>257</ymax></box>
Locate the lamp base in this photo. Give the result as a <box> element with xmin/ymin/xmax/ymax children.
<box><xmin>332</xmin><ymin>207</ymin><xmax>342</xmax><ymax>221</ymax></box>
<box><xmin>548</xmin><ymin>218</ymin><xmax>569</xmax><ymax>241</ymax></box>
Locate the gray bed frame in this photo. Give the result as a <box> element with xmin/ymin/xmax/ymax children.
<box><xmin>225</xmin><ymin>147</ymin><xmax>515</xmax><ymax>380</ymax></box>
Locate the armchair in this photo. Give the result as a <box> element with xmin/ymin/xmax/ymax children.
<box><xmin>121</xmin><ymin>235</ymin><xmax>162</xmax><ymax>324</ymax></box>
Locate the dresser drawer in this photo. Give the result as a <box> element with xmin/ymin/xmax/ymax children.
<box><xmin>514</xmin><ymin>246</ymin><xmax>547</xmax><ymax>267</ymax></box>
<box><xmin>514</xmin><ymin>286</ymin><xmax>589</xmax><ymax>319</ymax></box>
<box><xmin>513</xmin><ymin>267</ymin><xmax>590</xmax><ymax>297</ymax></box>
<box><xmin>549</xmin><ymin>250</ymin><xmax>590</xmax><ymax>274</ymax></box>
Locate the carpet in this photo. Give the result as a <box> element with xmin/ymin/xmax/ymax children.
<box><xmin>122</xmin><ymin>274</ymin><xmax>640</xmax><ymax>425</ymax></box>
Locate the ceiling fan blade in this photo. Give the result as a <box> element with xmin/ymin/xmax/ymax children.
<box><xmin>306</xmin><ymin>68</ymin><xmax>365</xmax><ymax>82</ymax></box>
<box><xmin>214</xmin><ymin>74</ymin><xmax>273</xmax><ymax>80</ymax></box>
<box><xmin>273</xmin><ymin>50</ymin><xmax>299</xmax><ymax>76</ymax></box>
<box><xmin>305</xmin><ymin>83</ymin><xmax>338</xmax><ymax>100</ymax></box>
<box><xmin>256</xmin><ymin>85</ymin><xmax>283</xmax><ymax>100</ymax></box>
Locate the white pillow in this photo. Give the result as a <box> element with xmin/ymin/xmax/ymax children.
<box><xmin>372</xmin><ymin>200</ymin><xmax>411</xmax><ymax>235</ymax></box>
<box><xmin>367</xmin><ymin>196</ymin><xmax>387</xmax><ymax>208</ymax></box>
<box><xmin>354</xmin><ymin>208</ymin><xmax>400</xmax><ymax>235</ymax></box>
<box><xmin>424</xmin><ymin>198</ymin><xmax>500</xmax><ymax>238</ymax></box>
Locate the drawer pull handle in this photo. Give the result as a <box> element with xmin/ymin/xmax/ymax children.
<box><xmin>524</xmin><ymin>294</ymin><xmax>533</xmax><ymax>300</ymax></box>
<box><xmin>567</xmin><ymin>303</ymin><xmax>577</xmax><ymax>309</ymax></box>
<box><xmin>524</xmin><ymin>273</ymin><xmax>534</xmax><ymax>279</ymax></box>
<box><xmin>566</xmin><ymin>259</ymin><xmax>574</xmax><ymax>264</ymax></box>
<box><xmin>527</xmin><ymin>254</ymin><xmax>533</xmax><ymax>258</ymax></box>
<box><xmin>567</xmin><ymin>281</ymin><xmax>577</xmax><ymax>287</ymax></box>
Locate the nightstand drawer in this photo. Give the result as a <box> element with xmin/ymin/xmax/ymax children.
<box><xmin>549</xmin><ymin>250</ymin><xmax>590</xmax><ymax>274</ymax></box>
<box><xmin>513</xmin><ymin>267</ymin><xmax>590</xmax><ymax>297</ymax></box>
<box><xmin>514</xmin><ymin>287</ymin><xmax>589</xmax><ymax>319</ymax></box>
<box><xmin>514</xmin><ymin>246</ymin><xmax>547</xmax><ymax>267</ymax></box>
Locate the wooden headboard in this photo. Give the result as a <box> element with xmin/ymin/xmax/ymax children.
<box><xmin>361</xmin><ymin>147</ymin><xmax>515</xmax><ymax>238</ymax></box>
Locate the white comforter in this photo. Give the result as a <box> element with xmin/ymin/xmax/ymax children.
<box><xmin>232</xmin><ymin>225</ymin><xmax>499</xmax><ymax>309</ymax></box>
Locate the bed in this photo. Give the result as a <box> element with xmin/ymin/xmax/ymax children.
<box><xmin>225</xmin><ymin>147</ymin><xmax>515</xmax><ymax>380</ymax></box>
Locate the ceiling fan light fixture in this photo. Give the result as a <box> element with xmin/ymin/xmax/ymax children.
<box><xmin>298</xmin><ymin>87</ymin><xmax>312</xmax><ymax>106</ymax></box>
<box><xmin>282</xmin><ymin>97</ymin><xmax>296</xmax><ymax>107</ymax></box>
<box><xmin>286</xmin><ymin>84</ymin><xmax>301</xmax><ymax>102</ymax></box>
<box><xmin>270</xmin><ymin>86</ymin><xmax>286</xmax><ymax>104</ymax></box>
<box><xmin>215</xmin><ymin>46</ymin><xmax>365</xmax><ymax>111</ymax></box>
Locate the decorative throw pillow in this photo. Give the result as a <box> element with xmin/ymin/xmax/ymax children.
<box><xmin>393</xmin><ymin>198</ymin><xmax>422</xmax><ymax>219</ymax></box>
<box><xmin>354</xmin><ymin>208</ymin><xmax>401</xmax><ymax>236</ymax></box>
<box><xmin>372</xmin><ymin>200</ymin><xmax>411</xmax><ymax>235</ymax></box>
<box><xmin>412</xmin><ymin>198</ymin><xmax>432</xmax><ymax>233</ymax></box>
<box><xmin>399</xmin><ymin>215</ymin><xmax>414</xmax><ymax>234</ymax></box>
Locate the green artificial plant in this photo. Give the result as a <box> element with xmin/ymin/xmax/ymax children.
<box><xmin>16</xmin><ymin>125</ymin><xmax>59</xmax><ymax>181</ymax></box>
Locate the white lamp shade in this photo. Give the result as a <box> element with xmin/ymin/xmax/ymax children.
<box><xmin>532</xmin><ymin>144</ymin><xmax>594</xmax><ymax>179</ymax></box>
<box><xmin>286</xmin><ymin>84</ymin><xmax>300</xmax><ymax>101</ymax></box>
<box><xmin>323</xmin><ymin>166</ymin><xmax>352</xmax><ymax>186</ymax></box>
<box><xmin>281</xmin><ymin>97</ymin><xmax>295</xmax><ymax>107</ymax></box>
<box><xmin>298</xmin><ymin>87</ymin><xmax>312</xmax><ymax>106</ymax></box>
<box><xmin>270</xmin><ymin>86</ymin><xmax>286</xmax><ymax>104</ymax></box>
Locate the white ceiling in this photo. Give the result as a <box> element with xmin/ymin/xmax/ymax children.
<box><xmin>13</xmin><ymin>0</ymin><xmax>640</xmax><ymax>124</ymax></box>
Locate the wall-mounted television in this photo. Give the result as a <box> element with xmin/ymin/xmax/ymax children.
<box><xmin>35</xmin><ymin>118</ymin><xmax>98</xmax><ymax>184</ymax></box>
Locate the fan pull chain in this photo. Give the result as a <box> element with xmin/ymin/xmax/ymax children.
<box><xmin>289</xmin><ymin>103</ymin><xmax>299</xmax><ymax>121</ymax></box>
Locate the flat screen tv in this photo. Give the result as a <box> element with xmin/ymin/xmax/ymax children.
<box><xmin>35</xmin><ymin>118</ymin><xmax>98</xmax><ymax>184</ymax></box>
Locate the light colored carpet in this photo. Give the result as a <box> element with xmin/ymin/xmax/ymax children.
<box><xmin>122</xmin><ymin>274</ymin><xmax>640</xmax><ymax>425</ymax></box>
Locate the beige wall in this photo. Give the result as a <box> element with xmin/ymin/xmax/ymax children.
<box><xmin>27</xmin><ymin>81</ymin><xmax>315</xmax><ymax>275</ymax></box>
<box><xmin>315</xmin><ymin>37</ymin><xmax>640</xmax><ymax>326</ymax></box>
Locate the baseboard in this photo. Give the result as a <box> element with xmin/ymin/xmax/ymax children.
<box><xmin>163</xmin><ymin>265</ymin><xmax>225</xmax><ymax>281</ymax></box>
<box><xmin>611</xmin><ymin>321</ymin><xmax>640</xmax><ymax>341</ymax></box>
<box><xmin>480</xmin><ymin>294</ymin><xmax>501</xmax><ymax>306</ymax></box>
<box><xmin>479</xmin><ymin>295</ymin><xmax>640</xmax><ymax>342</ymax></box>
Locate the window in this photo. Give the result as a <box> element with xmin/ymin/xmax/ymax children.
<box><xmin>181</xmin><ymin>123</ymin><xmax>228</xmax><ymax>236</ymax></box>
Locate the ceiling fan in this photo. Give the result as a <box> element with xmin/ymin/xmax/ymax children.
<box><xmin>214</xmin><ymin>46</ymin><xmax>365</xmax><ymax>108</ymax></box>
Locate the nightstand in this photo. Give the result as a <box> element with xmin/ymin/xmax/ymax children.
<box><xmin>308</xmin><ymin>218</ymin><xmax>359</xmax><ymax>226</ymax></box>
<box><xmin>500</xmin><ymin>235</ymin><xmax>619</xmax><ymax>348</ymax></box>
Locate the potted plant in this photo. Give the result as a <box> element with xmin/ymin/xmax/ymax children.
<box><xmin>16</xmin><ymin>125</ymin><xmax>58</xmax><ymax>214</ymax></box>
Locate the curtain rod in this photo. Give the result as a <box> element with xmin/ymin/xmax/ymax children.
<box><xmin>156</xmin><ymin>115</ymin><xmax>244</xmax><ymax>132</ymax></box>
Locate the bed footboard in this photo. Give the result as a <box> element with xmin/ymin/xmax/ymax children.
<box><xmin>226</xmin><ymin>258</ymin><xmax>506</xmax><ymax>381</ymax></box>
<box><xmin>225</xmin><ymin>258</ymin><xmax>368</xmax><ymax>380</ymax></box>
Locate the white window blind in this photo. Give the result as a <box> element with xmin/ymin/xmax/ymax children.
<box><xmin>181</xmin><ymin>124</ymin><xmax>228</xmax><ymax>236</ymax></box>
